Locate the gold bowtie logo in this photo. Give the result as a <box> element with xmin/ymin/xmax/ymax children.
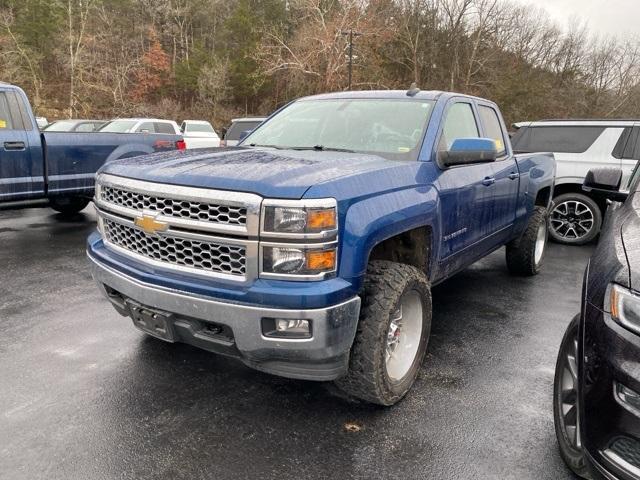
<box><xmin>134</xmin><ymin>213</ymin><xmax>168</xmax><ymax>235</ymax></box>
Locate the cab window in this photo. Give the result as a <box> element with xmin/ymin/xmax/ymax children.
<box><xmin>136</xmin><ymin>122</ymin><xmax>155</xmax><ymax>133</ymax></box>
<box><xmin>478</xmin><ymin>105</ymin><xmax>506</xmax><ymax>157</ymax></box>
<box><xmin>0</xmin><ymin>93</ymin><xmax>16</xmax><ymax>130</ymax></box>
<box><xmin>439</xmin><ymin>102</ymin><xmax>479</xmax><ymax>151</ymax></box>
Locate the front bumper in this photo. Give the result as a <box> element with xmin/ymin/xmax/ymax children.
<box><xmin>89</xmin><ymin>254</ymin><xmax>361</xmax><ymax>381</ymax></box>
<box><xmin>583</xmin><ymin>300</ymin><xmax>640</xmax><ymax>479</ymax></box>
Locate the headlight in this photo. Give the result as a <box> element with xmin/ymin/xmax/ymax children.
<box><xmin>610</xmin><ymin>284</ymin><xmax>640</xmax><ymax>335</ymax></box>
<box><xmin>262</xmin><ymin>199</ymin><xmax>337</xmax><ymax>236</ymax></box>
<box><xmin>261</xmin><ymin>244</ymin><xmax>337</xmax><ymax>278</ymax></box>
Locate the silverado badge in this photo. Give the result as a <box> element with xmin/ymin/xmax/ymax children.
<box><xmin>134</xmin><ymin>213</ymin><xmax>168</xmax><ymax>236</ymax></box>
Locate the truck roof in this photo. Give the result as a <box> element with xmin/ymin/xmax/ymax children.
<box><xmin>515</xmin><ymin>119</ymin><xmax>640</xmax><ymax>128</ymax></box>
<box><xmin>298</xmin><ymin>90</ymin><xmax>491</xmax><ymax>103</ymax></box>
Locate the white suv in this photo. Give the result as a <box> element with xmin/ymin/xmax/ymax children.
<box><xmin>512</xmin><ymin>120</ymin><xmax>639</xmax><ymax>244</ymax></box>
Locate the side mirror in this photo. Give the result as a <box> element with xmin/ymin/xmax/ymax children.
<box><xmin>139</xmin><ymin>129</ymin><xmax>150</xmax><ymax>134</ymax></box>
<box><xmin>583</xmin><ymin>168</ymin><xmax>628</xmax><ymax>202</ymax></box>
<box><xmin>438</xmin><ymin>138</ymin><xmax>498</xmax><ymax>167</ymax></box>
<box><xmin>221</xmin><ymin>127</ymin><xmax>228</xmax><ymax>139</ymax></box>
<box><xmin>238</xmin><ymin>129</ymin><xmax>253</xmax><ymax>142</ymax></box>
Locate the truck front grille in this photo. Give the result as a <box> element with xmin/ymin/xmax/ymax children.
<box><xmin>101</xmin><ymin>185</ymin><xmax>247</xmax><ymax>226</ymax></box>
<box><xmin>103</xmin><ymin>218</ymin><xmax>246</xmax><ymax>276</ymax></box>
<box><xmin>95</xmin><ymin>174</ymin><xmax>261</xmax><ymax>281</ymax></box>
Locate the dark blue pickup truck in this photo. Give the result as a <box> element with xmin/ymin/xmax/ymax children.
<box><xmin>0</xmin><ymin>83</ymin><xmax>185</xmax><ymax>214</ymax></box>
<box><xmin>88</xmin><ymin>89</ymin><xmax>555</xmax><ymax>405</ymax></box>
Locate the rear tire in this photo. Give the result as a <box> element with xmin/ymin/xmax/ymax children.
<box><xmin>50</xmin><ymin>197</ymin><xmax>90</xmax><ymax>215</ymax></box>
<box><xmin>335</xmin><ymin>260</ymin><xmax>432</xmax><ymax>406</ymax></box>
<box><xmin>553</xmin><ymin>315</ymin><xmax>591</xmax><ymax>479</ymax></box>
<box><xmin>549</xmin><ymin>193</ymin><xmax>602</xmax><ymax>245</ymax></box>
<box><xmin>506</xmin><ymin>206</ymin><xmax>548</xmax><ymax>276</ymax></box>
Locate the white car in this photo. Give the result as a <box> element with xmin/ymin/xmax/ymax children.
<box><xmin>512</xmin><ymin>120</ymin><xmax>639</xmax><ymax>245</ymax></box>
<box><xmin>221</xmin><ymin>117</ymin><xmax>266</xmax><ymax>147</ymax></box>
<box><xmin>180</xmin><ymin>120</ymin><xmax>220</xmax><ymax>149</ymax></box>
<box><xmin>98</xmin><ymin>118</ymin><xmax>181</xmax><ymax>135</ymax></box>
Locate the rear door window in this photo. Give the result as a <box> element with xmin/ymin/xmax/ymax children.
<box><xmin>478</xmin><ymin>105</ymin><xmax>507</xmax><ymax>156</ymax></box>
<box><xmin>154</xmin><ymin>122</ymin><xmax>175</xmax><ymax>134</ymax></box>
<box><xmin>75</xmin><ymin>122</ymin><xmax>98</xmax><ymax>132</ymax></box>
<box><xmin>623</xmin><ymin>127</ymin><xmax>640</xmax><ymax>160</ymax></box>
<box><xmin>511</xmin><ymin>126</ymin><xmax>605</xmax><ymax>153</ymax></box>
<box><xmin>0</xmin><ymin>92</ymin><xmax>17</xmax><ymax>130</ymax></box>
<box><xmin>136</xmin><ymin>122</ymin><xmax>155</xmax><ymax>133</ymax></box>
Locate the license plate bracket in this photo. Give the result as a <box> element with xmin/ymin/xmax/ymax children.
<box><xmin>125</xmin><ymin>299</ymin><xmax>175</xmax><ymax>342</ymax></box>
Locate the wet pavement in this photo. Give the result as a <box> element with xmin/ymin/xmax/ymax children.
<box><xmin>0</xmin><ymin>206</ymin><xmax>589</xmax><ymax>480</ymax></box>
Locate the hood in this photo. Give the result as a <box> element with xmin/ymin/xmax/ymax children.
<box><xmin>100</xmin><ymin>147</ymin><xmax>397</xmax><ymax>199</ymax></box>
<box><xmin>622</xmin><ymin>214</ymin><xmax>640</xmax><ymax>293</ymax></box>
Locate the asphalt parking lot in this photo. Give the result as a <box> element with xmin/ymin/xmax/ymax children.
<box><xmin>0</xmin><ymin>206</ymin><xmax>590</xmax><ymax>480</ymax></box>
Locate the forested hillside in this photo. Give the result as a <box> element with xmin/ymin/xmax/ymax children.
<box><xmin>1</xmin><ymin>0</ymin><xmax>638</xmax><ymax>129</ymax></box>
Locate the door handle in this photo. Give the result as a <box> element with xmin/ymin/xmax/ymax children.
<box><xmin>508</xmin><ymin>172</ymin><xmax>520</xmax><ymax>180</ymax></box>
<box><xmin>482</xmin><ymin>176</ymin><xmax>496</xmax><ymax>186</ymax></box>
<box><xmin>4</xmin><ymin>141</ymin><xmax>25</xmax><ymax>151</ymax></box>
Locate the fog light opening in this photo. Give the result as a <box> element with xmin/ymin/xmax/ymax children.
<box><xmin>262</xmin><ymin>318</ymin><xmax>312</xmax><ymax>339</ymax></box>
<box><xmin>615</xmin><ymin>382</ymin><xmax>640</xmax><ymax>415</ymax></box>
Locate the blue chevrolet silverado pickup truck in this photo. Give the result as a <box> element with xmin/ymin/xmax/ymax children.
<box><xmin>0</xmin><ymin>83</ymin><xmax>185</xmax><ymax>215</ymax></box>
<box><xmin>87</xmin><ymin>89</ymin><xmax>555</xmax><ymax>405</ymax></box>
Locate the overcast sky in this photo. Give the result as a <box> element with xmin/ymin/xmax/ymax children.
<box><xmin>510</xmin><ymin>0</ymin><xmax>640</xmax><ymax>40</ymax></box>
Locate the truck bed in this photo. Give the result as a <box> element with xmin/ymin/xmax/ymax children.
<box><xmin>43</xmin><ymin>131</ymin><xmax>183</xmax><ymax>196</ymax></box>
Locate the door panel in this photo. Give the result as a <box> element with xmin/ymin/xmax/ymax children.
<box><xmin>435</xmin><ymin>100</ymin><xmax>497</xmax><ymax>272</ymax></box>
<box><xmin>0</xmin><ymin>90</ymin><xmax>40</xmax><ymax>201</ymax></box>
<box><xmin>478</xmin><ymin>104</ymin><xmax>518</xmax><ymax>239</ymax></box>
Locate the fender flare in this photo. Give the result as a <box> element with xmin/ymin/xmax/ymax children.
<box><xmin>340</xmin><ymin>186</ymin><xmax>440</xmax><ymax>281</ymax></box>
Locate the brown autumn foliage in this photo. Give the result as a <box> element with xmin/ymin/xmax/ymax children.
<box><xmin>0</xmin><ymin>0</ymin><xmax>637</xmax><ymax>131</ymax></box>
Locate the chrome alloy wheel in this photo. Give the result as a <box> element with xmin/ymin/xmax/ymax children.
<box><xmin>550</xmin><ymin>201</ymin><xmax>595</xmax><ymax>241</ymax></box>
<box><xmin>385</xmin><ymin>290</ymin><xmax>423</xmax><ymax>382</ymax></box>
<box><xmin>558</xmin><ymin>333</ymin><xmax>581</xmax><ymax>450</ymax></box>
<box><xmin>534</xmin><ymin>220</ymin><xmax>547</xmax><ymax>265</ymax></box>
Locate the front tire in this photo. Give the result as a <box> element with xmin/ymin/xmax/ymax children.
<box><xmin>549</xmin><ymin>193</ymin><xmax>602</xmax><ymax>245</ymax></box>
<box><xmin>553</xmin><ymin>315</ymin><xmax>591</xmax><ymax>478</ymax></box>
<box><xmin>50</xmin><ymin>196</ymin><xmax>90</xmax><ymax>215</ymax></box>
<box><xmin>505</xmin><ymin>206</ymin><xmax>548</xmax><ymax>276</ymax></box>
<box><xmin>335</xmin><ymin>260</ymin><xmax>432</xmax><ymax>406</ymax></box>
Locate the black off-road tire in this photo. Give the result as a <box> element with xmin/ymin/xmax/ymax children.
<box><xmin>549</xmin><ymin>193</ymin><xmax>602</xmax><ymax>245</ymax></box>
<box><xmin>506</xmin><ymin>206</ymin><xmax>548</xmax><ymax>276</ymax></box>
<box><xmin>553</xmin><ymin>315</ymin><xmax>591</xmax><ymax>479</ymax></box>
<box><xmin>50</xmin><ymin>196</ymin><xmax>90</xmax><ymax>215</ymax></box>
<box><xmin>335</xmin><ymin>260</ymin><xmax>432</xmax><ymax>406</ymax></box>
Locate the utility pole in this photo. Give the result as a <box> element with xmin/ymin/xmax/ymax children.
<box><xmin>341</xmin><ymin>29</ymin><xmax>362</xmax><ymax>90</ymax></box>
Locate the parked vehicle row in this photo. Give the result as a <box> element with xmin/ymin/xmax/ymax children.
<box><xmin>513</xmin><ymin>120</ymin><xmax>640</xmax><ymax>245</ymax></box>
<box><xmin>87</xmin><ymin>88</ymin><xmax>555</xmax><ymax>406</ymax></box>
<box><xmin>0</xmin><ymin>84</ymin><xmax>186</xmax><ymax>215</ymax></box>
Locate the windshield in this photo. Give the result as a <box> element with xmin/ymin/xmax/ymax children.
<box><xmin>185</xmin><ymin>122</ymin><xmax>215</xmax><ymax>134</ymax></box>
<box><xmin>244</xmin><ymin>99</ymin><xmax>434</xmax><ymax>161</ymax></box>
<box><xmin>43</xmin><ymin>120</ymin><xmax>76</xmax><ymax>132</ymax></box>
<box><xmin>98</xmin><ymin>120</ymin><xmax>137</xmax><ymax>133</ymax></box>
<box><xmin>226</xmin><ymin>120</ymin><xmax>263</xmax><ymax>140</ymax></box>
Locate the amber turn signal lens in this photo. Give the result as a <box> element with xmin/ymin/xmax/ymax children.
<box><xmin>611</xmin><ymin>286</ymin><xmax>620</xmax><ymax>319</ymax></box>
<box><xmin>306</xmin><ymin>249</ymin><xmax>336</xmax><ymax>271</ymax></box>
<box><xmin>307</xmin><ymin>208</ymin><xmax>336</xmax><ymax>230</ymax></box>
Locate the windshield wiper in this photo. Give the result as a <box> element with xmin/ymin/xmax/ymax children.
<box><xmin>290</xmin><ymin>145</ymin><xmax>356</xmax><ymax>153</ymax></box>
<box><xmin>247</xmin><ymin>143</ymin><xmax>287</xmax><ymax>149</ymax></box>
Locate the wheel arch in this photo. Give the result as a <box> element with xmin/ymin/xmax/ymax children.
<box><xmin>340</xmin><ymin>187</ymin><xmax>440</xmax><ymax>283</ymax></box>
<box><xmin>553</xmin><ymin>182</ymin><xmax>606</xmax><ymax>213</ymax></box>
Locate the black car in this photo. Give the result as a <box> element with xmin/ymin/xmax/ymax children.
<box><xmin>554</xmin><ymin>164</ymin><xmax>640</xmax><ymax>479</ymax></box>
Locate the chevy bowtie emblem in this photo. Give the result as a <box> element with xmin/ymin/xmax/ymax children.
<box><xmin>134</xmin><ymin>213</ymin><xmax>168</xmax><ymax>235</ymax></box>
